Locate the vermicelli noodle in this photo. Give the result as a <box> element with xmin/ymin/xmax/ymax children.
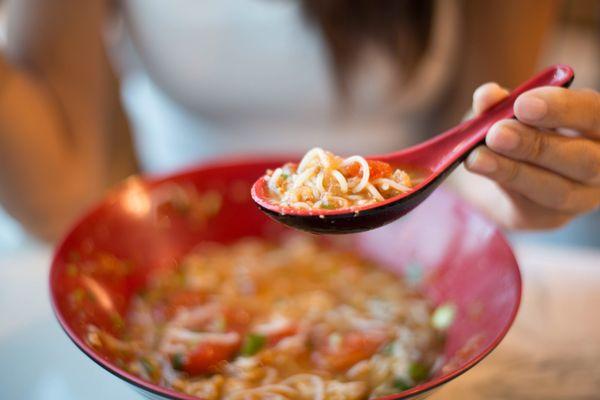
<box><xmin>264</xmin><ymin>148</ymin><xmax>413</xmax><ymax>211</ymax></box>
<box><xmin>87</xmin><ymin>236</ymin><xmax>444</xmax><ymax>399</ymax></box>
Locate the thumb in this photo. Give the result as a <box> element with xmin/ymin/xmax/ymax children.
<box><xmin>472</xmin><ymin>82</ymin><xmax>510</xmax><ymax>116</ymax></box>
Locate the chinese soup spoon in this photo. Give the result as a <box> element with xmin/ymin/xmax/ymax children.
<box><xmin>251</xmin><ymin>64</ymin><xmax>574</xmax><ymax>234</ymax></box>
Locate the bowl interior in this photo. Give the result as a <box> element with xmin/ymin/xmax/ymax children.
<box><xmin>50</xmin><ymin>157</ymin><xmax>521</xmax><ymax>399</ymax></box>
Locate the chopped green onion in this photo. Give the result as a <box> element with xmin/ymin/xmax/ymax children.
<box><xmin>392</xmin><ymin>377</ymin><xmax>412</xmax><ymax>391</ymax></box>
<box><xmin>241</xmin><ymin>333</ymin><xmax>266</xmax><ymax>356</ymax></box>
<box><xmin>431</xmin><ymin>303</ymin><xmax>457</xmax><ymax>330</ymax></box>
<box><xmin>140</xmin><ymin>357</ymin><xmax>156</xmax><ymax>377</ymax></box>
<box><xmin>380</xmin><ymin>342</ymin><xmax>394</xmax><ymax>356</ymax></box>
<box><xmin>281</xmin><ymin>173</ymin><xmax>289</xmax><ymax>180</ymax></box>
<box><xmin>404</xmin><ymin>262</ymin><xmax>424</xmax><ymax>286</ymax></box>
<box><xmin>171</xmin><ymin>353</ymin><xmax>185</xmax><ymax>370</ymax></box>
<box><xmin>409</xmin><ymin>362</ymin><xmax>429</xmax><ymax>382</ymax></box>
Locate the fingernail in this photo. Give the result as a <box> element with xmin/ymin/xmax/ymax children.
<box><xmin>517</xmin><ymin>96</ymin><xmax>547</xmax><ymax>121</ymax></box>
<box><xmin>487</xmin><ymin>125</ymin><xmax>520</xmax><ymax>151</ymax></box>
<box><xmin>466</xmin><ymin>150</ymin><xmax>497</xmax><ymax>174</ymax></box>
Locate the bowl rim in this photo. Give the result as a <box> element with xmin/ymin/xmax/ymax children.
<box><xmin>49</xmin><ymin>156</ymin><xmax>522</xmax><ymax>400</ymax></box>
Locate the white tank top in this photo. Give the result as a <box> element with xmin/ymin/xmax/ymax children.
<box><xmin>119</xmin><ymin>0</ymin><xmax>461</xmax><ymax>173</ymax></box>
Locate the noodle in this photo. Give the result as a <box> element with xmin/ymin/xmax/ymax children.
<box><xmin>341</xmin><ymin>156</ymin><xmax>370</xmax><ymax>193</ymax></box>
<box><xmin>268</xmin><ymin>168</ymin><xmax>284</xmax><ymax>194</ymax></box>
<box><xmin>297</xmin><ymin>148</ymin><xmax>331</xmax><ymax>172</ymax></box>
<box><xmin>315</xmin><ymin>172</ymin><xmax>326</xmax><ymax>193</ymax></box>
<box><xmin>88</xmin><ymin>236</ymin><xmax>442</xmax><ymax>399</ymax></box>
<box><xmin>292</xmin><ymin>167</ymin><xmax>318</xmax><ymax>190</ymax></box>
<box><xmin>283</xmin><ymin>374</ymin><xmax>325</xmax><ymax>400</ymax></box>
<box><xmin>225</xmin><ymin>384</ymin><xmax>298</xmax><ymax>400</ymax></box>
<box><xmin>263</xmin><ymin>148</ymin><xmax>413</xmax><ymax>211</ymax></box>
<box><xmin>365</xmin><ymin>183</ymin><xmax>385</xmax><ymax>202</ymax></box>
<box><xmin>373</xmin><ymin>178</ymin><xmax>411</xmax><ymax>193</ymax></box>
<box><xmin>331</xmin><ymin>170</ymin><xmax>349</xmax><ymax>193</ymax></box>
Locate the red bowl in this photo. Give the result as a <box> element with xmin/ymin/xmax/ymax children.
<box><xmin>49</xmin><ymin>156</ymin><xmax>521</xmax><ymax>400</ymax></box>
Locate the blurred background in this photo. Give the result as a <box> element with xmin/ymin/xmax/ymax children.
<box><xmin>0</xmin><ymin>2</ymin><xmax>599</xmax><ymax>400</ymax></box>
<box><xmin>0</xmin><ymin>0</ymin><xmax>598</xmax><ymax>251</ymax></box>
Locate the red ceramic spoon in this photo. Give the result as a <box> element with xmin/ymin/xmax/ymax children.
<box><xmin>252</xmin><ymin>64</ymin><xmax>574</xmax><ymax>234</ymax></box>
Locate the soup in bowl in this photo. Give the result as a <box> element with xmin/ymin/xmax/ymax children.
<box><xmin>50</xmin><ymin>157</ymin><xmax>521</xmax><ymax>400</ymax></box>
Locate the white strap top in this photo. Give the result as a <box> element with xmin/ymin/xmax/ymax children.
<box><xmin>120</xmin><ymin>0</ymin><xmax>461</xmax><ymax>173</ymax></box>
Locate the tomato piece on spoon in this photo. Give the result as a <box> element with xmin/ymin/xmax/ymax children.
<box><xmin>343</xmin><ymin>160</ymin><xmax>393</xmax><ymax>180</ymax></box>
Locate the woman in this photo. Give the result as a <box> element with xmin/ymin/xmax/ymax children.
<box><xmin>0</xmin><ymin>0</ymin><xmax>598</xmax><ymax>240</ymax></box>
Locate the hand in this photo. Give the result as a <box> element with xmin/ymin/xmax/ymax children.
<box><xmin>463</xmin><ymin>83</ymin><xmax>600</xmax><ymax>230</ymax></box>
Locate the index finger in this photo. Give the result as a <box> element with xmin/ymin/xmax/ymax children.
<box><xmin>514</xmin><ymin>87</ymin><xmax>600</xmax><ymax>138</ymax></box>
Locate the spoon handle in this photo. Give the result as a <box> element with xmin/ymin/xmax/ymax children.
<box><xmin>421</xmin><ymin>64</ymin><xmax>574</xmax><ymax>170</ymax></box>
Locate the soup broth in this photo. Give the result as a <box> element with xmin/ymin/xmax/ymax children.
<box><xmin>86</xmin><ymin>236</ymin><xmax>443</xmax><ymax>399</ymax></box>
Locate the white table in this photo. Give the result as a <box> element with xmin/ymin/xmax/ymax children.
<box><xmin>1</xmin><ymin>243</ymin><xmax>598</xmax><ymax>400</ymax></box>
<box><xmin>431</xmin><ymin>244</ymin><xmax>600</xmax><ymax>399</ymax></box>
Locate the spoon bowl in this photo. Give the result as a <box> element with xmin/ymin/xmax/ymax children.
<box><xmin>252</xmin><ymin>64</ymin><xmax>574</xmax><ymax>234</ymax></box>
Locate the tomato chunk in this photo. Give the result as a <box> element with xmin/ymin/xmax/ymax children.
<box><xmin>265</xmin><ymin>324</ymin><xmax>298</xmax><ymax>346</ymax></box>
<box><xmin>224</xmin><ymin>307</ymin><xmax>253</xmax><ymax>334</ymax></box>
<box><xmin>343</xmin><ymin>160</ymin><xmax>393</xmax><ymax>181</ymax></box>
<box><xmin>313</xmin><ymin>330</ymin><xmax>389</xmax><ymax>372</ymax></box>
<box><xmin>182</xmin><ymin>340</ymin><xmax>240</xmax><ymax>375</ymax></box>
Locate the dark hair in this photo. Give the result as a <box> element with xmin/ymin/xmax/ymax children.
<box><xmin>302</xmin><ymin>0</ymin><xmax>434</xmax><ymax>90</ymax></box>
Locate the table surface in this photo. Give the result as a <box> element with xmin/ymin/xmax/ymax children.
<box><xmin>0</xmin><ymin>243</ymin><xmax>598</xmax><ymax>400</ymax></box>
